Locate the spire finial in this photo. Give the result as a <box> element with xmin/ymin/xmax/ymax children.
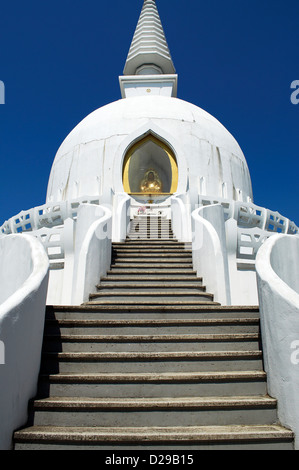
<box><xmin>119</xmin><ymin>0</ymin><xmax>177</xmax><ymax>98</ymax></box>
<box><xmin>123</xmin><ymin>0</ymin><xmax>176</xmax><ymax>76</ymax></box>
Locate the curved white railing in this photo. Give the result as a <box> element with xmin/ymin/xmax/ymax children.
<box><xmin>0</xmin><ymin>197</ymin><xmax>112</xmax><ymax>306</ymax></box>
<box><xmin>171</xmin><ymin>193</ymin><xmax>192</xmax><ymax>242</ymax></box>
<box><xmin>1</xmin><ymin>194</ymin><xmax>298</xmax><ymax>306</ymax></box>
<box><xmin>198</xmin><ymin>195</ymin><xmax>298</xmax><ymax>235</ymax></box>
<box><xmin>2</xmin><ymin>194</ymin><xmax>297</xmax><ymax>251</ymax></box>
<box><xmin>191</xmin><ymin>196</ymin><xmax>299</xmax><ymax>305</ymax></box>
<box><xmin>256</xmin><ymin>234</ymin><xmax>299</xmax><ymax>449</ymax></box>
<box><xmin>0</xmin><ymin>234</ymin><xmax>49</xmax><ymax>449</ymax></box>
<box><xmin>72</xmin><ymin>204</ymin><xmax>112</xmax><ymax>305</ymax></box>
<box><xmin>0</xmin><ymin>196</ymin><xmax>101</xmax><ymax>235</ymax></box>
<box><xmin>112</xmin><ymin>193</ymin><xmax>131</xmax><ymax>242</ymax></box>
<box><xmin>192</xmin><ymin>205</ymin><xmax>231</xmax><ymax>305</ymax></box>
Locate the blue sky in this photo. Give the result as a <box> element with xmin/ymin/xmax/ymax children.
<box><xmin>0</xmin><ymin>0</ymin><xmax>298</xmax><ymax>226</ymax></box>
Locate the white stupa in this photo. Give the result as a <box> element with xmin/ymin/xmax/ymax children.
<box><xmin>46</xmin><ymin>0</ymin><xmax>253</xmax><ymax>210</ymax></box>
<box><xmin>1</xmin><ymin>0</ymin><xmax>299</xmax><ymax>451</ymax></box>
<box><xmin>1</xmin><ymin>0</ymin><xmax>297</xmax><ymax>306</ymax></box>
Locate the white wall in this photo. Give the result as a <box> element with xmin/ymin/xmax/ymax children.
<box><xmin>72</xmin><ymin>204</ymin><xmax>112</xmax><ymax>305</ymax></box>
<box><xmin>256</xmin><ymin>234</ymin><xmax>299</xmax><ymax>449</ymax></box>
<box><xmin>171</xmin><ymin>193</ymin><xmax>192</xmax><ymax>242</ymax></box>
<box><xmin>43</xmin><ymin>219</ymin><xmax>75</xmax><ymax>306</ymax></box>
<box><xmin>225</xmin><ymin>219</ymin><xmax>260</xmax><ymax>306</ymax></box>
<box><xmin>0</xmin><ymin>237</ymin><xmax>33</xmax><ymax>305</ymax></box>
<box><xmin>192</xmin><ymin>204</ymin><xmax>231</xmax><ymax>305</ymax></box>
<box><xmin>112</xmin><ymin>193</ymin><xmax>131</xmax><ymax>242</ymax></box>
<box><xmin>0</xmin><ymin>234</ymin><xmax>49</xmax><ymax>449</ymax></box>
<box><xmin>37</xmin><ymin>203</ymin><xmax>113</xmax><ymax>306</ymax></box>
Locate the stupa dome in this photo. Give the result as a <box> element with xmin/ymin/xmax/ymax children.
<box><xmin>46</xmin><ymin>95</ymin><xmax>253</xmax><ymax>205</ymax></box>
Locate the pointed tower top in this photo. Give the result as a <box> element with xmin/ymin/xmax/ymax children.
<box><xmin>123</xmin><ymin>0</ymin><xmax>176</xmax><ymax>76</ymax></box>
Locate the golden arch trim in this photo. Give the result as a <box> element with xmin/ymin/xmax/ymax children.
<box><xmin>122</xmin><ymin>135</ymin><xmax>178</xmax><ymax>195</ymax></box>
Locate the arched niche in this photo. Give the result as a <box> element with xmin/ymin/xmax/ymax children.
<box><xmin>122</xmin><ymin>135</ymin><xmax>178</xmax><ymax>199</ymax></box>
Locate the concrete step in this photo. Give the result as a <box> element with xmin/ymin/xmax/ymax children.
<box><xmin>127</xmin><ymin>236</ymin><xmax>175</xmax><ymax>240</ymax></box>
<box><xmin>111</xmin><ymin>264</ymin><xmax>194</xmax><ymax>270</ymax></box>
<box><xmin>130</xmin><ymin>222</ymin><xmax>171</xmax><ymax>225</ymax></box>
<box><xmin>128</xmin><ymin>224</ymin><xmax>172</xmax><ymax>230</ymax></box>
<box><xmin>37</xmin><ymin>371</ymin><xmax>268</xmax><ymax>398</ymax></box>
<box><xmin>92</xmin><ymin>285</ymin><xmax>207</xmax><ymax>292</ymax></box>
<box><xmin>127</xmin><ymin>235</ymin><xmax>175</xmax><ymax>239</ymax></box>
<box><xmin>30</xmin><ymin>395</ymin><xmax>278</xmax><ymax>428</ymax></box>
<box><xmin>86</xmin><ymin>299</ymin><xmax>219</xmax><ymax>306</ymax></box>
<box><xmin>41</xmin><ymin>350</ymin><xmax>263</xmax><ymax>374</ymax></box>
<box><xmin>129</xmin><ymin>220</ymin><xmax>172</xmax><ymax>224</ymax></box>
<box><xmin>46</xmin><ymin>305</ymin><xmax>260</xmax><ymax>320</ymax></box>
<box><xmin>14</xmin><ymin>424</ymin><xmax>294</xmax><ymax>450</ymax></box>
<box><xmin>114</xmin><ymin>248</ymin><xmax>191</xmax><ymax>254</ymax></box>
<box><xmin>44</xmin><ymin>318</ymin><xmax>259</xmax><ymax>336</ymax></box>
<box><xmin>112</xmin><ymin>258</ymin><xmax>193</xmax><ymax>264</ymax></box>
<box><xmin>127</xmin><ymin>235</ymin><xmax>175</xmax><ymax>238</ymax></box>
<box><xmin>129</xmin><ymin>230</ymin><xmax>173</xmax><ymax>233</ymax></box>
<box><xmin>110</xmin><ymin>263</ymin><xmax>194</xmax><ymax>269</ymax></box>
<box><xmin>97</xmin><ymin>281</ymin><xmax>205</xmax><ymax>289</ymax></box>
<box><xmin>129</xmin><ymin>227</ymin><xmax>172</xmax><ymax>230</ymax></box>
<box><xmin>112</xmin><ymin>252</ymin><xmax>192</xmax><ymax>258</ymax></box>
<box><xmin>129</xmin><ymin>226</ymin><xmax>173</xmax><ymax>229</ymax></box>
<box><xmin>114</xmin><ymin>241</ymin><xmax>189</xmax><ymax>246</ymax></box>
<box><xmin>91</xmin><ymin>284</ymin><xmax>209</xmax><ymax>298</ymax></box>
<box><xmin>129</xmin><ymin>222</ymin><xmax>172</xmax><ymax>225</ymax></box>
<box><xmin>129</xmin><ymin>227</ymin><xmax>173</xmax><ymax>230</ymax></box>
<box><xmin>43</xmin><ymin>333</ymin><xmax>261</xmax><ymax>353</ymax></box>
<box><xmin>89</xmin><ymin>292</ymin><xmax>214</xmax><ymax>302</ymax></box>
<box><xmin>129</xmin><ymin>221</ymin><xmax>172</xmax><ymax>225</ymax></box>
<box><xmin>112</xmin><ymin>253</ymin><xmax>192</xmax><ymax>259</ymax></box>
<box><xmin>130</xmin><ymin>220</ymin><xmax>172</xmax><ymax>223</ymax></box>
<box><xmin>101</xmin><ymin>275</ymin><xmax>202</xmax><ymax>281</ymax></box>
<box><xmin>127</xmin><ymin>230</ymin><xmax>174</xmax><ymax>234</ymax></box>
<box><xmin>106</xmin><ymin>268</ymin><xmax>197</xmax><ymax>274</ymax></box>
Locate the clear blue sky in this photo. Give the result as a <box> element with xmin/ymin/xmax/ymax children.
<box><xmin>0</xmin><ymin>0</ymin><xmax>298</xmax><ymax>226</ymax></box>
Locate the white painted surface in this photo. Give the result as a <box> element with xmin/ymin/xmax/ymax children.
<box><xmin>39</xmin><ymin>219</ymin><xmax>75</xmax><ymax>306</ymax></box>
<box><xmin>46</xmin><ymin>96</ymin><xmax>253</xmax><ymax>208</ymax></box>
<box><xmin>225</xmin><ymin>218</ymin><xmax>263</xmax><ymax>306</ymax></box>
<box><xmin>197</xmin><ymin>196</ymin><xmax>298</xmax><ymax>235</ymax></box>
<box><xmin>112</xmin><ymin>193</ymin><xmax>131</xmax><ymax>243</ymax></box>
<box><xmin>1</xmin><ymin>191</ymin><xmax>297</xmax><ymax>308</ymax></box>
<box><xmin>171</xmin><ymin>193</ymin><xmax>192</xmax><ymax>242</ymax></box>
<box><xmin>192</xmin><ymin>205</ymin><xmax>231</xmax><ymax>306</ymax></box>
<box><xmin>0</xmin><ymin>195</ymin><xmax>101</xmax><ymax>236</ymax></box>
<box><xmin>0</xmin><ymin>234</ymin><xmax>49</xmax><ymax>449</ymax></box>
<box><xmin>72</xmin><ymin>204</ymin><xmax>112</xmax><ymax>305</ymax></box>
<box><xmin>119</xmin><ymin>74</ymin><xmax>178</xmax><ymax>99</ymax></box>
<box><xmin>256</xmin><ymin>234</ymin><xmax>299</xmax><ymax>449</ymax></box>
<box><xmin>123</xmin><ymin>0</ymin><xmax>176</xmax><ymax>76</ymax></box>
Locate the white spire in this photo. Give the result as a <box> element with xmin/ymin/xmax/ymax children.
<box><xmin>123</xmin><ymin>0</ymin><xmax>176</xmax><ymax>76</ymax></box>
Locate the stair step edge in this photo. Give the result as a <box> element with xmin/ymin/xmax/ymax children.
<box><xmin>43</xmin><ymin>333</ymin><xmax>261</xmax><ymax>342</ymax></box>
<box><xmin>39</xmin><ymin>370</ymin><xmax>268</xmax><ymax>382</ymax></box>
<box><xmin>42</xmin><ymin>351</ymin><xmax>263</xmax><ymax>360</ymax></box>
<box><xmin>15</xmin><ymin>424</ymin><xmax>294</xmax><ymax>444</ymax></box>
<box><xmin>32</xmin><ymin>395</ymin><xmax>277</xmax><ymax>410</ymax></box>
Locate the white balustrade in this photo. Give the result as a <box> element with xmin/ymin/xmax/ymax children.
<box><xmin>0</xmin><ymin>196</ymin><xmax>101</xmax><ymax>236</ymax></box>
<box><xmin>198</xmin><ymin>195</ymin><xmax>298</xmax><ymax>263</ymax></box>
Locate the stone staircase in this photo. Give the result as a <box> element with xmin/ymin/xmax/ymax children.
<box><xmin>14</xmin><ymin>215</ymin><xmax>294</xmax><ymax>450</ymax></box>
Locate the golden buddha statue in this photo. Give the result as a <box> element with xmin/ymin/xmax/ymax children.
<box><xmin>140</xmin><ymin>169</ymin><xmax>162</xmax><ymax>193</ymax></box>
